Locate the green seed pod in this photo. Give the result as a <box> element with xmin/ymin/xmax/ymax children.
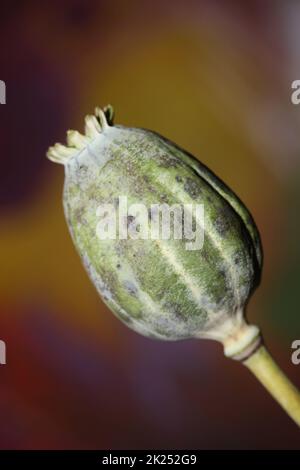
<box><xmin>47</xmin><ymin>105</ymin><xmax>262</xmax><ymax>358</ymax></box>
<box><xmin>47</xmin><ymin>105</ymin><xmax>300</xmax><ymax>427</ymax></box>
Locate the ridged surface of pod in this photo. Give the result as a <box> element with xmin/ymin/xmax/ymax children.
<box><xmin>47</xmin><ymin>106</ymin><xmax>262</xmax><ymax>343</ymax></box>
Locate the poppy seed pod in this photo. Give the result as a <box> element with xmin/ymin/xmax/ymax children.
<box><xmin>47</xmin><ymin>106</ymin><xmax>300</xmax><ymax>426</ymax></box>
<box><xmin>47</xmin><ymin>105</ymin><xmax>262</xmax><ymax>359</ymax></box>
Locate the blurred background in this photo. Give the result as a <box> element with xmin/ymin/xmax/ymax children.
<box><xmin>0</xmin><ymin>0</ymin><xmax>300</xmax><ymax>449</ymax></box>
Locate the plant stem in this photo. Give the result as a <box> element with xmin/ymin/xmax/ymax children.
<box><xmin>243</xmin><ymin>345</ymin><xmax>300</xmax><ymax>427</ymax></box>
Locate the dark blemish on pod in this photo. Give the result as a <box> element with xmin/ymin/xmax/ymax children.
<box><xmin>164</xmin><ymin>301</ymin><xmax>185</xmax><ymax>320</ymax></box>
<box><xmin>214</xmin><ymin>207</ymin><xmax>231</xmax><ymax>237</ymax></box>
<box><xmin>116</xmin><ymin>263</ymin><xmax>121</xmax><ymax>269</ymax></box>
<box><xmin>234</xmin><ymin>254</ymin><xmax>241</xmax><ymax>265</ymax></box>
<box><xmin>219</xmin><ymin>268</ymin><xmax>227</xmax><ymax>280</ymax></box>
<box><xmin>159</xmin><ymin>194</ymin><xmax>169</xmax><ymax>204</ymax></box>
<box><xmin>175</xmin><ymin>175</ymin><xmax>183</xmax><ymax>183</ymax></box>
<box><xmin>158</xmin><ymin>154</ymin><xmax>179</xmax><ymax>168</ymax></box>
<box><xmin>127</xmin><ymin>215</ymin><xmax>135</xmax><ymax>227</ymax></box>
<box><xmin>124</xmin><ymin>280</ymin><xmax>138</xmax><ymax>296</ymax></box>
<box><xmin>184</xmin><ymin>177</ymin><xmax>202</xmax><ymax>199</ymax></box>
<box><xmin>202</xmin><ymin>250</ymin><xmax>210</xmax><ymax>263</ymax></box>
<box><xmin>155</xmin><ymin>289</ymin><xmax>165</xmax><ymax>301</ymax></box>
<box><xmin>172</xmin><ymin>307</ymin><xmax>185</xmax><ymax>321</ymax></box>
<box><xmin>74</xmin><ymin>206</ymin><xmax>87</xmax><ymax>225</ymax></box>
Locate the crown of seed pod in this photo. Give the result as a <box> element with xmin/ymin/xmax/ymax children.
<box><xmin>47</xmin><ymin>105</ymin><xmax>263</xmax><ymax>360</ymax></box>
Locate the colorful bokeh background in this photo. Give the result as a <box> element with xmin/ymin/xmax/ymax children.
<box><xmin>0</xmin><ymin>0</ymin><xmax>300</xmax><ymax>449</ymax></box>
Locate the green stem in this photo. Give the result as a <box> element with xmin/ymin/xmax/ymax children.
<box><xmin>243</xmin><ymin>345</ymin><xmax>300</xmax><ymax>427</ymax></box>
